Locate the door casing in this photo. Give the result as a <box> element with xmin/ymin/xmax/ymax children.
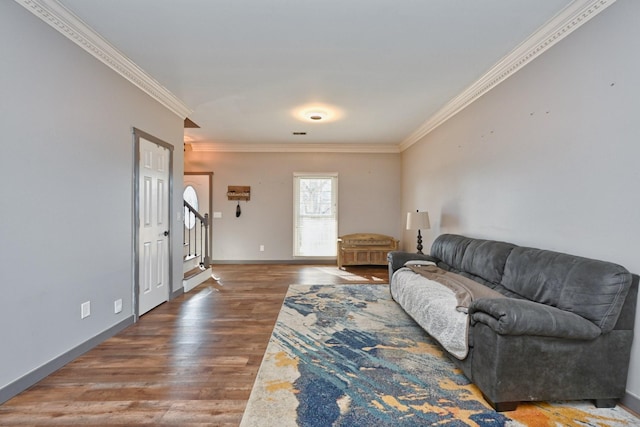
<box><xmin>133</xmin><ymin>128</ymin><xmax>174</xmax><ymax>319</ymax></box>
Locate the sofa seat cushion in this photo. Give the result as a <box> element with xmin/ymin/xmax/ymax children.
<box><xmin>406</xmin><ymin>264</ymin><xmax>506</xmax><ymax>312</ymax></box>
<box><xmin>391</xmin><ymin>267</ymin><xmax>469</xmax><ymax>359</ymax></box>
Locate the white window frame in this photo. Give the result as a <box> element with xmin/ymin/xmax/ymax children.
<box><xmin>293</xmin><ymin>172</ymin><xmax>338</xmax><ymax>257</ymax></box>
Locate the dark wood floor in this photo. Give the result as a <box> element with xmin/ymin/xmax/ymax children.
<box><xmin>0</xmin><ymin>264</ymin><xmax>389</xmax><ymax>426</ymax></box>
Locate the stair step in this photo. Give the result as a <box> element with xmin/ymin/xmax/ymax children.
<box><xmin>183</xmin><ymin>266</ymin><xmax>204</xmax><ymax>279</ymax></box>
<box><xmin>183</xmin><ymin>267</ymin><xmax>213</xmax><ymax>293</ymax></box>
<box><xmin>183</xmin><ymin>255</ymin><xmax>200</xmax><ymax>273</ymax></box>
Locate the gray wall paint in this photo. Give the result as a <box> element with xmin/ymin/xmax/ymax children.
<box><xmin>400</xmin><ymin>0</ymin><xmax>640</xmax><ymax>400</ymax></box>
<box><xmin>0</xmin><ymin>2</ymin><xmax>184</xmax><ymax>390</ymax></box>
<box><xmin>3</xmin><ymin>0</ymin><xmax>637</xmax><ymax>406</ymax></box>
<box><xmin>185</xmin><ymin>151</ymin><xmax>402</xmax><ymax>261</ymax></box>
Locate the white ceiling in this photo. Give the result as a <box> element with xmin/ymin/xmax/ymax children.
<box><xmin>44</xmin><ymin>0</ymin><xmax>595</xmax><ymax>150</ymax></box>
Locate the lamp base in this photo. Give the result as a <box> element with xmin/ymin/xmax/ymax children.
<box><xmin>416</xmin><ymin>229</ymin><xmax>423</xmax><ymax>254</ymax></box>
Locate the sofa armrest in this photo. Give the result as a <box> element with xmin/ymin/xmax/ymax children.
<box><xmin>469</xmin><ymin>298</ymin><xmax>602</xmax><ymax>339</ymax></box>
<box><xmin>387</xmin><ymin>251</ymin><xmax>438</xmax><ymax>276</ymax></box>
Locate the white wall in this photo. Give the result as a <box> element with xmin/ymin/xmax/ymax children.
<box><xmin>0</xmin><ymin>2</ymin><xmax>184</xmax><ymax>393</ymax></box>
<box><xmin>401</xmin><ymin>0</ymin><xmax>640</xmax><ymax>401</ymax></box>
<box><xmin>185</xmin><ymin>151</ymin><xmax>401</xmax><ymax>261</ymax></box>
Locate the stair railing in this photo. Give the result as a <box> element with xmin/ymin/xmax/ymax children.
<box><xmin>183</xmin><ymin>200</ymin><xmax>210</xmax><ymax>268</ymax></box>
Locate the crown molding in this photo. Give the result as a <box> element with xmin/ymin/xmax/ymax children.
<box><xmin>190</xmin><ymin>142</ymin><xmax>401</xmax><ymax>154</ymax></box>
<box><xmin>399</xmin><ymin>0</ymin><xmax>616</xmax><ymax>151</ymax></box>
<box><xmin>15</xmin><ymin>0</ymin><xmax>192</xmax><ymax>119</ymax></box>
<box><xmin>15</xmin><ymin>0</ymin><xmax>614</xmax><ymax>149</ymax></box>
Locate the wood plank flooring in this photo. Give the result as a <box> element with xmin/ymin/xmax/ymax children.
<box><xmin>0</xmin><ymin>264</ymin><xmax>388</xmax><ymax>426</ymax></box>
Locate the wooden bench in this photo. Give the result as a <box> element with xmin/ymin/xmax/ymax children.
<box><xmin>337</xmin><ymin>233</ymin><xmax>399</xmax><ymax>269</ymax></box>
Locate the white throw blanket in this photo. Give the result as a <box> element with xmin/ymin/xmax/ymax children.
<box><xmin>391</xmin><ymin>267</ymin><xmax>469</xmax><ymax>359</ymax></box>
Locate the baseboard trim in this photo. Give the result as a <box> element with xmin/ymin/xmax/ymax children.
<box><xmin>0</xmin><ymin>316</ymin><xmax>135</xmax><ymax>405</ymax></box>
<box><xmin>171</xmin><ymin>286</ymin><xmax>184</xmax><ymax>300</ymax></box>
<box><xmin>623</xmin><ymin>391</ymin><xmax>640</xmax><ymax>416</ymax></box>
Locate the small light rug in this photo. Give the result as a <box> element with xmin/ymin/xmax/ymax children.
<box><xmin>241</xmin><ymin>284</ymin><xmax>639</xmax><ymax>427</ymax></box>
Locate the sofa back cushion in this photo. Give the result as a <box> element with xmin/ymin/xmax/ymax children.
<box><xmin>501</xmin><ymin>247</ymin><xmax>632</xmax><ymax>332</ymax></box>
<box><xmin>430</xmin><ymin>234</ymin><xmax>471</xmax><ymax>270</ymax></box>
<box><xmin>431</xmin><ymin>234</ymin><xmax>516</xmax><ymax>285</ymax></box>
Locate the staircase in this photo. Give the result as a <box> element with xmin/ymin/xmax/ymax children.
<box><xmin>183</xmin><ymin>200</ymin><xmax>214</xmax><ymax>292</ymax></box>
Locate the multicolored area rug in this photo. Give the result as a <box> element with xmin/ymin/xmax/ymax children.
<box><xmin>241</xmin><ymin>284</ymin><xmax>639</xmax><ymax>427</ymax></box>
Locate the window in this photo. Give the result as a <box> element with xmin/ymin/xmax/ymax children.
<box><xmin>293</xmin><ymin>173</ymin><xmax>338</xmax><ymax>257</ymax></box>
<box><xmin>183</xmin><ymin>185</ymin><xmax>198</xmax><ymax>229</ymax></box>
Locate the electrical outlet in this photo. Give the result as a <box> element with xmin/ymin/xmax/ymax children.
<box><xmin>114</xmin><ymin>299</ymin><xmax>123</xmax><ymax>314</ymax></box>
<box><xmin>260</xmin><ymin>245</ymin><xmax>265</xmax><ymax>252</ymax></box>
<box><xmin>81</xmin><ymin>301</ymin><xmax>91</xmax><ymax>319</ymax></box>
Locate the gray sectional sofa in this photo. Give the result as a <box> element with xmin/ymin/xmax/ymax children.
<box><xmin>388</xmin><ymin>234</ymin><xmax>638</xmax><ymax>411</ymax></box>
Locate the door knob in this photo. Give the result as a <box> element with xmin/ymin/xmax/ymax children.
<box><xmin>163</xmin><ymin>230</ymin><xmax>170</xmax><ymax>237</ymax></box>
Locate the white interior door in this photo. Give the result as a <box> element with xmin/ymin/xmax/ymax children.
<box><xmin>138</xmin><ymin>137</ymin><xmax>170</xmax><ymax>315</ymax></box>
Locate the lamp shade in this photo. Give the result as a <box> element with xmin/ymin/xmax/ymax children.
<box><xmin>406</xmin><ymin>211</ymin><xmax>430</xmax><ymax>230</ymax></box>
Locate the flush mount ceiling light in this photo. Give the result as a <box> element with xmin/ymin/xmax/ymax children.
<box><xmin>292</xmin><ymin>104</ymin><xmax>344</xmax><ymax>123</ymax></box>
<box><xmin>304</xmin><ymin>111</ymin><xmax>327</xmax><ymax>121</ymax></box>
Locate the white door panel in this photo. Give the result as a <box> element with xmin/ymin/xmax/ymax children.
<box><xmin>138</xmin><ymin>137</ymin><xmax>169</xmax><ymax>315</ymax></box>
